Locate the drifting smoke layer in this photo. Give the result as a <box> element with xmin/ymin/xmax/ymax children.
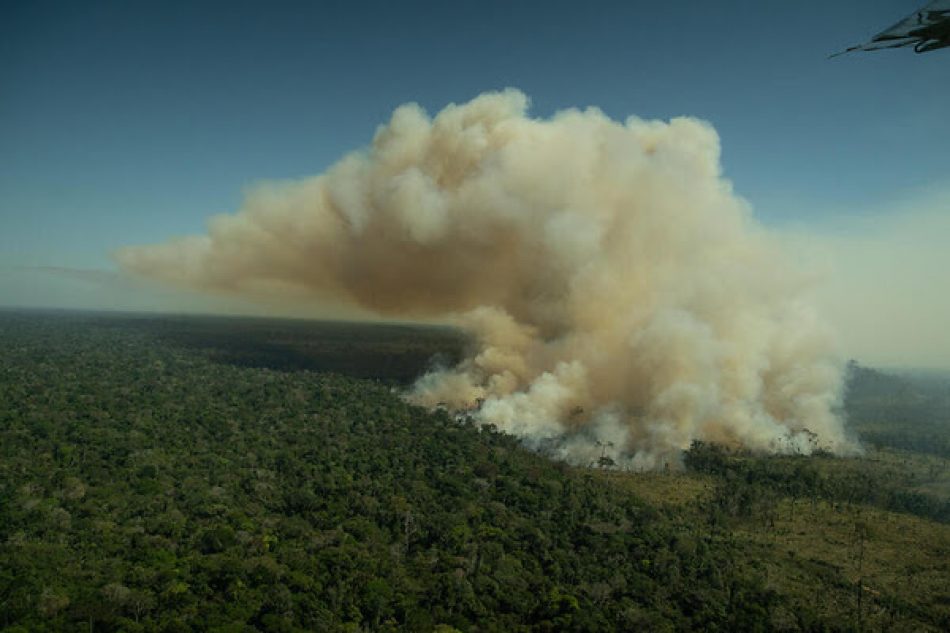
<box><xmin>118</xmin><ymin>89</ymin><xmax>854</xmax><ymax>468</ymax></box>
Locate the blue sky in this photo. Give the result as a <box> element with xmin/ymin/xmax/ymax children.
<box><xmin>1</xmin><ymin>0</ymin><xmax>948</xmax><ymax>365</ymax></box>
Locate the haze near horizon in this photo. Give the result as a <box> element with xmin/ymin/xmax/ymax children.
<box><xmin>1</xmin><ymin>0</ymin><xmax>948</xmax><ymax>369</ymax></box>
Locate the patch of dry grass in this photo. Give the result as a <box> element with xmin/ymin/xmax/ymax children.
<box><xmin>735</xmin><ymin>498</ymin><xmax>950</xmax><ymax>631</ymax></box>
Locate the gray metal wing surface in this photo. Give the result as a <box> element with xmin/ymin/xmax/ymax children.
<box><xmin>832</xmin><ymin>1</ymin><xmax>950</xmax><ymax>56</ymax></box>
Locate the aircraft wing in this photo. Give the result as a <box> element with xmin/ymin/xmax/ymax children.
<box><xmin>832</xmin><ymin>0</ymin><xmax>950</xmax><ymax>56</ymax></box>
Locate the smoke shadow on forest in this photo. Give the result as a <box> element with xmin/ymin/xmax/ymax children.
<box><xmin>103</xmin><ymin>313</ymin><xmax>470</xmax><ymax>385</ymax></box>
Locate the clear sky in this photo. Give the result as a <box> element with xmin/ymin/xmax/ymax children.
<box><xmin>1</xmin><ymin>1</ymin><xmax>948</xmax><ymax>367</ymax></box>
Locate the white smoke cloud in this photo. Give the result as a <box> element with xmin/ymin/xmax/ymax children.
<box><xmin>117</xmin><ymin>89</ymin><xmax>856</xmax><ymax>467</ymax></box>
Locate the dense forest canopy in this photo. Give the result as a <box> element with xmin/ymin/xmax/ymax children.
<box><xmin>1</xmin><ymin>310</ymin><xmax>948</xmax><ymax>632</ymax></box>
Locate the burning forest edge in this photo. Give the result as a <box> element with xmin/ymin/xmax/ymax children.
<box><xmin>119</xmin><ymin>89</ymin><xmax>854</xmax><ymax>467</ymax></box>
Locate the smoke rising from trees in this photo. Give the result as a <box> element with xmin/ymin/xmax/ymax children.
<box><xmin>118</xmin><ymin>89</ymin><xmax>855</xmax><ymax>467</ymax></box>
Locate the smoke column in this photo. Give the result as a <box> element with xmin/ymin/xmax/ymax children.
<box><xmin>118</xmin><ymin>89</ymin><xmax>855</xmax><ymax>467</ymax></box>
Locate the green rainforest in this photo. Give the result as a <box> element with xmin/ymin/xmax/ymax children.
<box><xmin>1</xmin><ymin>311</ymin><xmax>948</xmax><ymax>632</ymax></box>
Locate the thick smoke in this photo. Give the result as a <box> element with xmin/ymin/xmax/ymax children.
<box><xmin>118</xmin><ymin>89</ymin><xmax>855</xmax><ymax>468</ymax></box>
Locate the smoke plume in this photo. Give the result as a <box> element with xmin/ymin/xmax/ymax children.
<box><xmin>118</xmin><ymin>89</ymin><xmax>854</xmax><ymax>467</ymax></box>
